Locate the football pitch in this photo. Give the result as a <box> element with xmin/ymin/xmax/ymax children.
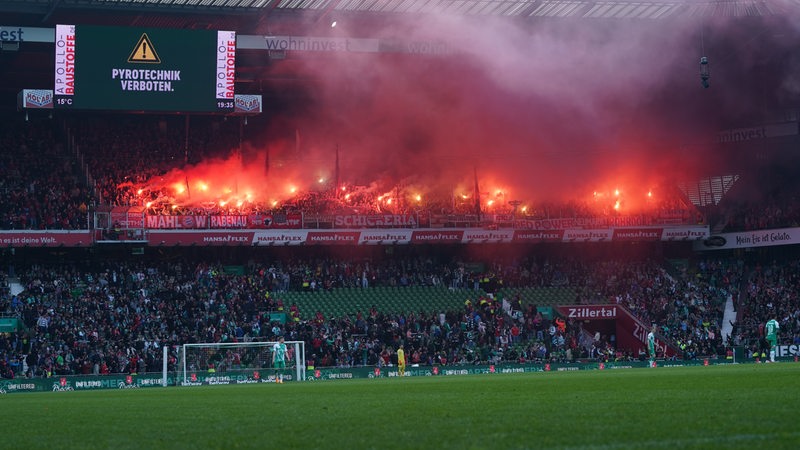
<box><xmin>6</xmin><ymin>363</ymin><xmax>799</xmax><ymax>449</ymax></box>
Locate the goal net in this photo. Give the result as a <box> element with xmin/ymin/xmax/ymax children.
<box><xmin>180</xmin><ymin>341</ymin><xmax>305</xmax><ymax>385</ymax></box>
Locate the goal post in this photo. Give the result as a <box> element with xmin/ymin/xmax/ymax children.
<box><xmin>179</xmin><ymin>341</ymin><xmax>305</xmax><ymax>385</ymax></box>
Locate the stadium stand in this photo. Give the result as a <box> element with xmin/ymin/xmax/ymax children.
<box><xmin>0</xmin><ymin>249</ymin><xmax>765</xmax><ymax>377</ymax></box>
<box><xmin>0</xmin><ymin>111</ymin><xmax>791</xmax><ymax>375</ymax></box>
<box><xmin>716</xmin><ymin>170</ymin><xmax>800</xmax><ymax>233</ymax></box>
<box><xmin>71</xmin><ymin>115</ymin><xmax>241</xmax><ymax>208</ymax></box>
<box><xmin>0</xmin><ymin>1</ymin><xmax>797</xmax><ymax>381</ymax></box>
<box><xmin>732</xmin><ymin>258</ymin><xmax>800</xmax><ymax>355</ymax></box>
<box><xmin>0</xmin><ymin>120</ymin><xmax>92</xmax><ymax>230</ymax></box>
<box><xmin>0</xmin><ymin>115</ymin><xmax>700</xmax><ymax>227</ymax></box>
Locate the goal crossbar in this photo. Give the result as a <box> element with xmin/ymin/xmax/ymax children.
<box><xmin>180</xmin><ymin>341</ymin><xmax>305</xmax><ymax>385</ymax></box>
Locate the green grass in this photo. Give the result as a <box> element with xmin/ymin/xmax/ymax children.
<box><xmin>6</xmin><ymin>363</ymin><xmax>800</xmax><ymax>449</ymax></box>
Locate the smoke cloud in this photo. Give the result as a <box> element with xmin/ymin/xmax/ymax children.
<box><xmin>144</xmin><ymin>11</ymin><xmax>800</xmax><ymax>214</ymax></box>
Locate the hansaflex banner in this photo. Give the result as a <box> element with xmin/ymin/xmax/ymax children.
<box><xmin>143</xmin><ymin>226</ymin><xmax>707</xmax><ymax>247</ymax></box>
<box><xmin>0</xmin><ymin>225</ymin><xmax>708</xmax><ymax>247</ymax></box>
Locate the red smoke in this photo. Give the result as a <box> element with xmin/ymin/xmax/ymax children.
<box><xmin>134</xmin><ymin>12</ymin><xmax>800</xmax><ymax>215</ymax></box>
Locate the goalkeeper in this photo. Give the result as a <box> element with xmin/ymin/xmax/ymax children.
<box><xmin>273</xmin><ymin>336</ymin><xmax>288</xmax><ymax>383</ymax></box>
<box><xmin>397</xmin><ymin>345</ymin><xmax>406</xmax><ymax>377</ymax></box>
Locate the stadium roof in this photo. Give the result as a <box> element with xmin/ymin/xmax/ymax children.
<box><xmin>0</xmin><ymin>0</ymin><xmax>794</xmax><ymax>23</ymax></box>
<box><xmin>1</xmin><ymin>0</ymin><xmax>798</xmax><ymax>117</ymax></box>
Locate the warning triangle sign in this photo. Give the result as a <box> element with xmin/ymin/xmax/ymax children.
<box><xmin>128</xmin><ymin>33</ymin><xmax>161</xmax><ymax>63</ymax></box>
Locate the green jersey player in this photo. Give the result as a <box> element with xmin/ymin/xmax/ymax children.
<box><xmin>765</xmin><ymin>319</ymin><xmax>779</xmax><ymax>363</ymax></box>
<box><xmin>273</xmin><ymin>336</ymin><xmax>288</xmax><ymax>383</ymax></box>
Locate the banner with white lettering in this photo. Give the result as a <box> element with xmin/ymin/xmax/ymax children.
<box><xmin>358</xmin><ymin>230</ymin><xmax>412</xmax><ymax>244</ymax></box>
<box><xmin>717</xmin><ymin>122</ymin><xmax>798</xmax><ymax>144</ymax></box>
<box><xmin>411</xmin><ymin>230</ymin><xmax>464</xmax><ymax>244</ymax></box>
<box><xmin>612</xmin><ymin>228</ymin><xmax>663</xmax><ymax>241</ymax></box>
<box><xmin>563</xmin><ymin>229</ymin><xmax>613</xmax><ymax>242</ymax></box>
<box><xmin>252</xmin><ymin>230</ymin><xmax>307</xmax><ymax>246</ymax></box>
<box><xmin>661</xmin><ymin>226</ymin><xmax>708</xmax><ymax>240</ymax></box>
<box><xmin>514</xmin><ymin>215</ymin><xmax>657</xmax><ymax>230</ymax></box>
<box><xmin>461</xmin><ymin>229</ymin><xmax>514</xmax><ymax>243</ymax></box>
<box><xmin>144</xmin><ymin>214</ymin><xmax>301</xmax><ymax>229</ymax></box>
<box><xmin>0</xmin><ymin>26</ymin><xmax>53</xmax><ymax>43</ymax></box>
<box><xmin>149</xmin><ymin>230</ymin><xmax>317</xmax><ymax>246</ymax></box>
<box><xmin>145</xmin><ymin>215</ymin><xmax>249</xmax><ymax>229</ymax></box>
<box><xmin>238</xmin><ymin>35</ymin><xmax>381</xmax><ymax>53</ymax></box>
<box><xmin>148</xmin><ymin>231</ymin><xmax>255</xmax><ymax>246</ymax></box>
<box><xmin>306</xmin><ymin>231</ymin><xmax>360</xmax><ymax>245</ymax></box>
<box><xmin>775</xmin><ymin>345</ymin><xmax>800</xmax><ymax>358</ymax></box>
<box><xmin>54</xmin><ymin>24</ymin><xmax>75</xmax><ymax>97</ymax></box>
<box><xmin>111</xmin><ymin>206</ymin><xmax>145</xmax><ymax>229</ymax></box>
<box><xmin>555</xmin><ymin>305</ymin><xmax>676</xmax><ymax>357</ymax></box>
<box><xmin>332</xmin><ymin>214</ymin><xmax>418</xmax><ymax>228</ymax></box>
<box><xmin>513</xmin><ymin>229</ymin><xmax>564</xmax><ymax>243</ymax></box>
<box><xmin>693</xmin><ymin>227</ymin><xmax>800</xmax><ymax>251</ymax></box>
<box><xmin>141</xmin><ymin>225</ymin><xmax>710</xmax><ymax>246</ymax></box>
<box><xmin>0</xmin><ymin>231</ymin><xmax>91</xmax><ymax>247</ymax></box>
<box><xmin>216</xmin><ymin>31</ymin><xmax>236</xmax><ymax>100</ymax></box>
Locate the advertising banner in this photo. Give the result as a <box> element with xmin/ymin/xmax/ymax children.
<box><xmin>694</xmin><ymin>227</ymin><xmax>800</xmax><ymax>251</ymax></box>
<box><xmin>661</xmin><ymin>226</ymin><xmax>708</xmax><ymax>240</ymax></box>
<box><xmin>0</xmin><ymin>231</ymin><xmax>91</xmax><ymax>247</ymax></box>
<box><xmin>148</xmin><ymin>231</ymin><xmax>254</xmax><ymax>246</ymax></box>
<box><xmin>513</xmin><ymin>229</ymin><xmax>565</xmax><ymax>243</ymax></box>
<box><xmin>562</xmin><ymin>229</ymin><xmax>613</xmax><ymax>242</ymax></box>
<box><xmin>612</xmin><ymin>228</ymin><xmax>663</xmax><ymax>241</ymax></box>
<box><xmin>17</xmin><ymin>89</ymin><xmax>54</xmax><ymax>109</ymax></box>
<box><xmin>555</xmin><ymin>304</ymin><xmax>677</xmax><ymax>358</ymax></box>
<box><xmin>306</xmin><ymin>231</ymin><xmax>361</xmax><ymax>245</ymax></box>
<box><xmin>358</xmin><ymin>230</ymin><xmax>412</xmax><ymax>244</ymax></box>
<box><xmin>333</xmin><ymin>214</ymin><xmax>419</xmax><ymax>228</ymax></box>
<box><xmin>233</xmin><ymin>94</ymin><xmax>262</xmax><ymax>113</ymax></box>
<box><xmin>411</xmin><ymin>230</ymin><xmax>464</xmax><ymax>244</ymax></box>
<box><xmin>717</xmin><ymin>122</ymin><xmax>798</xmax><ymax>143</ymax></box>
<box><xmin>0</xmin><ymin>359</ymin><xmax>754</xmax><ymax>394</ymax></box>
<box><xmin>145</xmin><ymin>215</ymin><xmax>249</xmax><ymax>229</ymax></box>
<box><xmin>515</xmin><ymin>216</ymin><xmax>652</xmax><ymax>230</ymax></box>
<box><xmin>111</xmin><ymin>206</ymin><xmax>145</xmax><ymax>228</ymax></box>
<box><xmin>252</xmin><ymin>230</ymin><xmax>308</xmax><ymax>246</ymax></box>
<box><xmin>461</xmin><ymin>229</ymin><xmax>514</xmax><ymax>243</ymax></box>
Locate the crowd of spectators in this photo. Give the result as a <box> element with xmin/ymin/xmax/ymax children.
<box><xmin>0</xmin><ymin>249</ymin><xmax>767</xmax><ymax>379</ymax></box>
<box><xmin>17</xmin><ymin>114</ymin><xmax>800</xmax><ymax>235</ymax></box>
<box><xmin>72</xmin><ymin>115</ymin><xmax>239</xmax><ymax>208</ymax></box>
<box><xmin>3</xmin><ymin>115</ymin><xmax>797</xmax><ymax>378</ymax></box>
<box><xmin>732</xmin><ymin>258</ymin><xmax>800</xmax><ymax>355</ymax></box>
<box><xmin>1</xmin><ymin>116</ymin><xmax>699</xmax><ymax>229</ymax></box>
<box><xmin>576</xmin><ymin>257</ymin><xmax>741</xmax><ymax>358</ymax></box>
<box><xmin>718</xmin><ymin>200</ymin><xmax>800</xmax><ymax>233</ymax></box>
<box><xmin>716</xmin><ymin>169</ymin><xmax>800</xmax><ymax>233</ymax></box>
<box><xmin>0</xmin><ymin>121</ymin><xmax>92</xmax><ymax>230</ymax></box>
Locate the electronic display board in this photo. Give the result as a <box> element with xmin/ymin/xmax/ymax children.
<box><xmin>54</xmin><ymin>25</ymin><xmax>235</xmax><ymax>113</ymax></box>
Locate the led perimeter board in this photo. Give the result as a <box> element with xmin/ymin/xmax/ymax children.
<box><xmin>54</xmin><ymin>25</ymin><xmax>236</xmax><ymax>113</ymax></box>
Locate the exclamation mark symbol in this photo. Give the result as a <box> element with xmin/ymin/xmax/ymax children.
<box><xmin>142</xmin><ymin>41</ymin><xmax>148</xmax><ymax>60</ymax></box>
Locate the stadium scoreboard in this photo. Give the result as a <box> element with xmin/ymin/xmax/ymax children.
<box><xmin>54</xmin><ymin>25</ymin><xmax>236</xmax><ymax>113</ymax></box>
